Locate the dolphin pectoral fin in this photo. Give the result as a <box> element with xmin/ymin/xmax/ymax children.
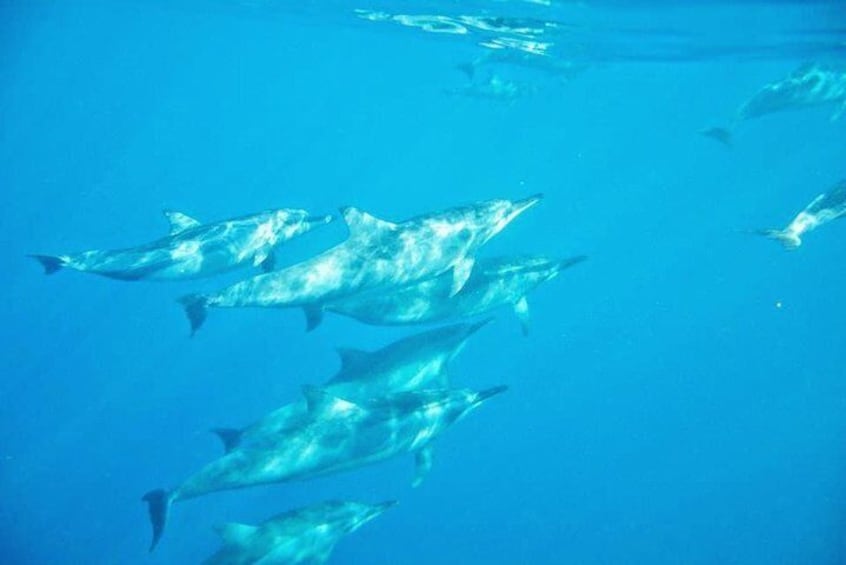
<box><xmin>162</xmin><ymin>209</ymin><xmax>201</xmax><ymax>235</ymax></box>
<box><xmin>412</xmin><ymin>446</ymin><xmax>434</xmax><ymax>488</ymax></box>
<box><xmin>142</xmin><ymin>489</ymin><xmax>172</xmax><ymax>552</ymax></box>
<box><xmin>450</xmin><ymin>257</ymin><xmax>475</xmax><ymax>297</ymax></box>
<box><xmin>210</xmin><ymin>428</ymin><xmax>243</xmax><ymax>453</ymax></box>
<box><xmin>29</xmin><ymin>254</ymin><xmax>68</xmax><ymax>275</ymax></box>
<box><xmin>179</xmin><ymin>294</ymin><xmax>209</xmax><ymax>336</ymax></box>
<box><xmin>303</xmin><ymin>305</ymin><xmax>324</xmax><ymax>332</ymax></box>
<box><xmin>214</xmin><ymin>522</ymin><xmax>257</xmax><ymax>547</ymax></box>
<box><xmin>256</xmin><ymin>250</ymin><xmax>276</xmax><ymax>272</ymax></box>
<box><xmin>514</xmin><ymin>296</ymin><xmax>530</xmax><ymax>336</ymax></box>
<box><xmin>700</xmin><ymin>126</ymin><xmax>733</xmax><ymax>147</ymax></box>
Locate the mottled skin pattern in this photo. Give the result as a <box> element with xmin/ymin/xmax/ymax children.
<box><xmin>184</xmin><ymin>195</ymin><xmax>541</xmax><ymax>331</ymax></box>
<box><xmin>174</xmin><ymin>386</ymin><xmax>504</xmax><ymax>501</ymax></box>
<box><xmin>203</xmin><ymin>500</ymin><xmax>395</xmax><ymax>565</ymax></box>
<box><xmin>230</xmin><ymin>321</ymin><xmax>488</xmax><ymax>447</ymax></box>
<box><xmin>737</xmin><ymin>63</ymin><xmax>846</xmax><ymax>122</ymax></box>
<box><xmin>757</xmin><ymin>180</ymin><xmax>846</xmax><ymax>249</ymax></box>
<box><xmin>324</xmin><ymin>255</ymin><xmax>586</xmax><ymax>327</ymax></box>
<box><xmin>32</xmin><ymin>208</ymin><xmax>332</xmax><ymax>281</ymax></box>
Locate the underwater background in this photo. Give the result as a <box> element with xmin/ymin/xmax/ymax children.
<box><xmin>2</xmin><ymin>1</ymin><xmax>846</xmax><ymax>563</ymax></box>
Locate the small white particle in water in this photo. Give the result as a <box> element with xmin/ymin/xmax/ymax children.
<box><xmin>775</xmin><ymin>301</ymin><xmax>783</xmax><ymax>309</ymax></box>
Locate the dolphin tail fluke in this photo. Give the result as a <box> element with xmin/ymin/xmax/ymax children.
<box><xmin>211</xmin><ymin>428</ymin><xmax>243</xmax><ymax>453</ymax></box>
<box><xmin>753</xmin><ymin>228</ymin><xmax>801</xmax><ymax>250</ymax></box>
<box><xmin>179</xmin><ymin>294</ymin><xmax>209</xmax><ymax>336</ymax></box>
<box><xmin>29</xmin><ymin>254</ymin><xmax>67</xmax><ymax>275</ymax></box>
<box><xmin>699</xmin><ymin>126</ymin><xmax>733</xmax><ymax>147</ymax></box>
<box><xmin>142</xmin><ymin>489</ymin><xmax>172</xmax><ymax>552</ymax></box>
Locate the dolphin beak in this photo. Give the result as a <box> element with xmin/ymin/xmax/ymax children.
<box><xmin>377</xmin><ymin>500</ymin><xmax>399</xmax><ymax>512</ymax></box>
<box><xmin>309</xmin><ymin>214</ymin><xmax>334</xmax><ymax>225</ymax></box>
<box><xmin>514</xmin><ymin>193</ymin><xmax>544</xmax><ymax>214</ymax></box>
<box><xmin>476</xmin><ymin>385</ymin><xmax>509</xmax><ymax>403</ymax></box>
<box><xmin>466</xmin><ymin>317</ymin><xmax>495</xmax><ymax>336</ymax></box>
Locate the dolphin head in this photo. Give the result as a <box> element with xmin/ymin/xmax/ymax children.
<box><xmin>739</xmin><ymin>67</ymin><xmax>827</xmax><ymax>120</ymax></box>
<box><xmin>268</xmin><ymin>208</ymin><xmax>334</xmax><ymax>239</ymax></box>
<box><xmin>480</xmin><ymin>254</ymin><xmax>587</xmax><ymax>289</ymax></box>
<box><xmin>458</xmin><ymin>193</ymin><xmax>543</xmax><ymax>245</ymax></box>
<box><xmin>318</xmin><ymin>500</ymin><xmax>397</xmax><ymax>535</ymax></box>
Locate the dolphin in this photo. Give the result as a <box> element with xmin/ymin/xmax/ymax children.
<box><xmin>180</xmin><ymin>194</ymin><xmax>542</xmax><ymax>334</ymax></box>
<box><xmin>444</xmin><ymin>73</ymin><xmax>536</xmax><ymax>102</ymax></box>
<box><xmin>317</xmin><ymin>255</ymin><xmax>586</xmax><ymax>335</ymax></box>
<box><xmin>754</xmin><ymin>180</ymin><xmax>846</xmax><ymax>250</ymax></box>
<box><xmin>143</xmin><ymin>385</ymin><xmax>506</xmax><ymax>550</ymax></box>
<box><xmin>29</xmin><ymin>207</ymin><xmax>333</xmax><ymax>280</ymax></box>
<box><xmin>211</xmin><ymin>320</ymin><xmax>491</xmax><ymax>452</ymax></box>
<box><xmin>703</xmin><ymin>62</ymin><xmax>846</xmax><ymax>145</ymax></box>
<box><xmin>203</xmin><ymin>500</ymin><xmax>396</xmax><ymax>565</ymax></box>
<box><xmin>457</xmin><ymin>51</ymin><xmax>587</xmax><ymax>82</ymax></box>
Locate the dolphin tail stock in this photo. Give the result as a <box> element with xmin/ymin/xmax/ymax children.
<box><xmin>142</xmin><ymin>489</ymin><xmax>173</xmax><ymax>552</ymax></box>
<box><xmin>751</xmin><ymin>228</ymin><xmax>801</xmax><ymax>250</ymax></box>
<box><xmin>211</xmin><ymin>428</ymin><xmax>243</xmax><ymax>453</ymax></box>
<box><xmin>699</xmin><ymin>126</ymin><xmax>733</xmax><ymax>147</ymax></box>
<box><xmin>179</xmin><ymin>294</ymin><xmax>210</xmax><ymax>336</ymax></box>
<box><xmin>29</xmin><ymin>254</ymin><xmax>68</xmax><ymax>275</ymax></box>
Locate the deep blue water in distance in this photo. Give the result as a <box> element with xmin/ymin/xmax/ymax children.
<box><xmin>2</xmin><ymin>1</ymin><xmax>846</xmax><ymax>563</ymax></box>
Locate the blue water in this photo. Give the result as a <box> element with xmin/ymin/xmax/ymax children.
<box><xmin>2</xmin><ymin>1</ymin><xmax>845</xmax><ymax>563</ymax></box>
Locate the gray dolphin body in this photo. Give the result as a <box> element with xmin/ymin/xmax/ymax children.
<box><xmin>203</xmin><ymin>500</ymin><xmax>395</xmax><ymax>565</ymax></box>
<box><xmin>703</xmin><ymin>62</ymin><xmax>846</xmax><ymax>145</ymax></box>
<box><xmin>211</xmin><ymin>320</ymin><xmax>490</xmax><ymax>452</ymax></box>
<box><xmin>756</xmin><ymin>180</ymin><xmax>846</xmax><ymax>249</ymax></box>
<box><xmin>181</xmin><ymin>195</ymin><xmax>542</xmax><ymax>334</ymax></box>
<box><xmin>30</xmin><ymin>208</ymin><xmax>332</xmax><ymax>281</ymax></box>
<box><xmin>143</xmin><ymin>385</ymin><xmax>506</xmax><ymax>550</ymax></box>
<box><xmin>318</xmin><ymin>255</ymin><xmax>586</xmax><ymax>335</ymax></box>
<box><xmin>445</xmin><ymin>74</ymin><xmax>536</xmax><ymax>102</ymax></box>
<box><xmin>458</xmin><ymin>51</ymin><xmax>588</xmax><ymax>82</ymax></box>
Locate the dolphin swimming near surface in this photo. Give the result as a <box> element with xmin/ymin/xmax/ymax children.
<box><xmin>180</xmin><ymin>194</ymin><xmax>542</xmax><ymax>334</ymax></box>
<box><xmin>754</xmin><ymin>179</ymin><xmax>846</xmax><ymax>250</ymax></box>
<box><xmin>457</xmin><ymin>50</ymin><xmax>587</xmax><ymax>82</ymax></box>
<box><xmin>212</xmin><ymin>320</ymin><xmax>490</xmax><ymax>452</ymax></box>
<box><xmin>143</xmin><ymin>385</ymin><xmax>506</xmax><ymax>550</ymax></box>
<box><xmin>445</xmin><ymin>73</ymin><xmax>537</xmax><ymax>102</ymax></box>
<box><xmin>29</xmin><ymin>207</ymin><xmax>333</xmax><ymax>280</ymax></box>
<box><xmin>313</xmin><ymin>255</ymin><xmax>586</xmax><ymax>335</ymax></box>
<box><xmin>202</xmin><ymin>500</ymin><xmax>395</xmax><ymax>565</ymax></box>
<box><xmin>703</xmin><ymin>62</ymin><xmax>846</xmax><ymax>145</ymax></box>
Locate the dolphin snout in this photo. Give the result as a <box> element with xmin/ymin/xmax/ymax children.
<box><xmin>514</xmin><ymin>193</ymin><xmax>544</xmax><ymax>213</ymax></box>
<box><xmin>309</xmin><ymin>214</ymin><xmax>334</xmax><ymax>225</ymax></box>
<box><xmin>376</xmin><ymin>500</ymin><xmax>399</xmax><ymax>513</ymax></box>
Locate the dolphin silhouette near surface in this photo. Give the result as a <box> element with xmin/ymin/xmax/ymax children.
<box><xmin>754</xmin><ymin>180</ymin><xmax>846</xmax><ymax>250</ymax></box>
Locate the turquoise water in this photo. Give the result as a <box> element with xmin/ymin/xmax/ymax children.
<box><xmin>2</xmin><ymin>1</ymin><xmax>845</xmax><ymax>563</ymax></box>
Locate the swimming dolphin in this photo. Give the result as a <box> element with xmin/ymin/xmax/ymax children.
<box><xmin>754</xmin><ymin>180</ymin><xmax>846</xmax><ymax>250</ymax></box>
<box><xmin>445</xmin><ymin>73</ymin><xmax>536</xmax><ymax>102</ymax></box>
<box><xmin>143</xmin><ymin>385</ymin><xmax>506</xmax><ymax>550</ymax></box>
<box><xmin>457</xmin><ymin>51</ymin><xmax>587</xmax><ymax>82</ymax></box>
<box><xmin>29</xmin><ymin>208</ymin><xmax>333</xmax><ymax>280</ymax></box>
<box><xmin>180</xmin><ymin>194</ymin><xmax>542</xmax><ymax>334</ymax></box>
<box><xmin>211</xmin><ymin>320</ymin><xmax>490</xmax><ymax>452</ymax></box>
<box><xmin>203</xmin><ymin>500</ymin><xmax>395</xmax><ymax>565</ymax></box>
<box><xmin>703</xmin><ymin>62</ymin><xmax>846</xmax><ymax>145</ymax></box>
<box><xmin>316</xmin><ymin>255</ymin><xmax>586</xmax><ymax>335</ymax></box>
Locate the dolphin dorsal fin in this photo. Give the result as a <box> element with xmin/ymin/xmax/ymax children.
<box><xmin>163</xmin><ymin>210</ymin><xmax>201</xmax><ymax>235</ymax></box>
<box><xmin>215</xmin><ymin>522</ymin><xmax>257</xmax><ymax>547</ymax></box>
<box><xmin>340</xmin><ymin>207</ymin><xmax>395</xmax><ymax>236</ymax></box>
<box><xmin>302</xmin><ymin>385</ymin><xmax>368</xmax><ymax>419</ymax></box>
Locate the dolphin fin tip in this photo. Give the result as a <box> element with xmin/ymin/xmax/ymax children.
<box><xmin>29</xmin><ymin>254</ymin><xmax>66</xmax><ymax>275</ymax></box>
<box><xmin>700</xmin><ymin>126</ymin><xmax>733</xmax><ymax>147</ymax></box>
